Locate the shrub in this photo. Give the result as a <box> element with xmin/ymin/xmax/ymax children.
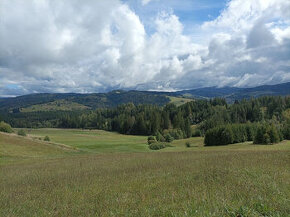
<box><xmin>231</xmin><ymin>124</ymin><xmax>247</xmax><ymax>143</ymax></box>
<box><xmin>148</xmin><ymin>136</ymin><xmax>155</xmax><ymax>141</ymax></box>
<box><xmin>163</xmin><ymin>129</ymin><xmax>185</xmax><ymax>140</ymax></box>
<box><xmin>185</xmin><ymin>142</ymin><xmax>191</xmax><ymax>148</ymax></box>
<box><xmin>147</xmin><ymin>136</ymin><xmax>156</xmax><ymax>145</ymax></box>
<box><xmin>263</xmin><ymin>133</ymin><xmax>271</xmax><ymax>144</ymax></box>
<box><xmin>44</xmin><ymin>136</ymin><xmax>50</xmax><ymax>141</ymax></box>
<box><xmin>283</xmin><ymin>122</ymin><xmax>290</xmax><ymax>140</ymax></box>
<box><xmin>254</xmin><ymin>126</ymin><xmax>264</xmax><ymax>144</ymax></box>
<box><xmin>0</xmin><ymin>121</ymin><xmax>13</xmax><ymax>133</ymax></box>
<box><xmin>17</xmin><ymin>129</ymin><xmax>26</xmax><ymax>136</ymax></box>
<box><xmin>165</xmin><ymin>134</ymin><xmax>174</xmax><ymax>143</ymax></box>
<box><xmin>254</xmin><ymin>124</ymin><xmax>281</xmax><ymax>144</ymax></box>
<box><xmin>149</xmin><ymin>143</ymin><xmax>166</xmax><ymax>150</ymax></box>
<box><xmin>268</xmin><ymin>125</ymin><xmax>280</xmax><ymax>143</ymax></box>
<box><xmin>156</xmin><ymin>132</ymin><xmax>165</xmax><ymax>142</ymax></box>
<box><xmin>192</xmin><ymin>129</ymin><xmax>201</xmax><ymax>137</ymax></box>
<box><xmin>204</xmin><ymin>126</ymin><xmax>233</xmax><ymax>146</ymax></box>
<box><xmin>245</xmin><ymin>123</ymin><xmax>256</xmax><ymax>141</ymax></box>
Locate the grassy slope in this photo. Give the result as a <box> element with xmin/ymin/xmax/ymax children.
<box><xmin>168</xmin><ymin>96</ymin><xmax>194</xmax><ymax>106</ymax></box>
<box><xmin>20</xmin><ymin>99</ymin><xmax>89</xmax><ymax>112</ymax></box>
<box><xmin>27</xmin><ymin>128</ymin><xmax>148</xmax><ymax>153</ymax></box>
<box><xmin>1</xmin><ymin>130</ymin><xmax>290</xmax><ymax>216</ymax></box>
<box><xmin>0</xmin><ymin>132</ymin><xmax>76</xmax><ymax>165</ymax></box>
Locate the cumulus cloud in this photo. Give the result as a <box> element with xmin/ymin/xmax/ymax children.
<box><xmin>0</xmin><ymin>0</ymin><xmax>289</xmax><ymax>96</ymax></box>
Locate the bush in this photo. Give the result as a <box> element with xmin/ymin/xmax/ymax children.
<box><xmin>17</xmin><ymin>129</ymin><xmax>26</xmax><ymax>136</ymax></box>
<box><xmin>165</xmin><ymin>134</ymin><xmax>174</xmax><ymax>143</ymax></box>
<box><xmin>204</xmin><ymin>126</ymin><xmax>233</xmax><ymax>146</ymax></box>
<box><xmin>192</xmin><ymin>129</ymin><xmax>201</xmax><ymax>137</ymax></box>
<box><xmin>254</xmin><ymin>124</ymin><xmax>281</xmax><ymax>144</ymax></box>
<box><xmin>268</xmin><ymin>125</ymin><xmax>280</xmax><ymax>143</ymax></box>
<box><xmin>283</xmin><ymin>122</ymin><xmax>290</xmax><ymax>140</ymax></box>
<box><xmin>231</xmin><ymin>124</ymin><xmax>247</xmax><ymax>143</ymax></box>
<box><xmin>156</xmin><ymin>132</ymin><xmax>165</xmax><ymax>142</ymax></box>
<box><xmin>147</xmin><ymin>136</ymin><xmax>156</xmax><ymax>145</ymax></box>
<box><xmin>163</xmin><ymin>129</ymin><xmax>185</xmax><ymax>140</ymax></box>
<box><xmin>245</xmin><ymin>124</ymin><xmax>255</xmax><ymax>141</ymax></box>
<box><xmin>0</xmin><ymin>121</ymin><xmax>13</xmax><ymax>133</ymax></box>
<box><xmin>149</xmin><ymin>142</ymin><xmax>166</xmax><ymax>150</ymax></box>
<box><xmin>147</xmin><ymin>136</ymin><xmax>155</xmax><ymax>141</ymax></box>
<box><xmin>44</xmin><ymin>136</ymin><xmax>50</xmax><ymax>141</ymax></box>
<box><xmin>185</xmin><ymin>142</ymin><xmax>191</xmax><ymax>148</ymax></box>
<box><xmin>263</xmin><ymin>133</ymin><xmax>271</xmax><ymax>144</ymax></box>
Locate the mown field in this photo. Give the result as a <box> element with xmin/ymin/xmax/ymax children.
<box><xmin>27</xmin><ymin>128</ymin><xmax>149</xmax><ymax>153</ymax></box>
<box><xmin>0</xmin><ymin>129</ymin><xmax>290</xmax><ymax>216</ymax></box>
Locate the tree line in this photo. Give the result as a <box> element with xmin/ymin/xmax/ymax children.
<box><xmin>1</xmin><ymin>96</ymin><xmax>290</xmax><ymax>145</ymax></box>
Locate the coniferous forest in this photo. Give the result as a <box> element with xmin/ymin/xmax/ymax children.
<box><xmin>1</xmin><ymin>96</ymin><xmax>290</xmax><ymax>146</ymax></box>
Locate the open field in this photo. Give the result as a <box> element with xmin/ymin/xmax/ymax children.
<box><xmin>168</xmin><ymin>96</ymin><xmax>194</xmax><ymax>106</ymax></box>
<box><xmin>1</xmin><ymin>129</ymin><xmax>290</xmax><ymax>216</ymax></box>
<box><xmin>27</xmin><ymin>128</ymin><xmax>149</xmax><ymax>153</ymax></box>
<box><xmin>0</xmin><ymin>132</ymin><xmax>77</xmax><ymax>165</ymax></box>
<box><xmin>24</xmin><ymin>128</ymin><xmax>290</xmax><ymax>153</ymax></box>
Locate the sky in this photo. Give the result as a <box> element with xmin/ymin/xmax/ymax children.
<box><xmin>0</xmin><ymin>0</ymin><xmax>290</xmax><ymax>96</ymax></box>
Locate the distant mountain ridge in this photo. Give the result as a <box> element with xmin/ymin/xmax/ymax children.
<box><xmin>0</xmin><ymin>82</ymin><xmax>289</xmax><ymax>112</ymax></box>
<box><xmin>174</xmin><ymin>82</ymin><xmax>290</xmax><ymax>101</ymax></box>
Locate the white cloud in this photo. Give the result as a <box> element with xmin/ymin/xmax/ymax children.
<box><xmin>0</xmin><ymin>0</ymin><xmax>289</xmax><ymax>96</ymax></box>
<box><xmin>141</xmin><ymin>0</ymin><xmax>154</xmax><ymax>6</ymax></box>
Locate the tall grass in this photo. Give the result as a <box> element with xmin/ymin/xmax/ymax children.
<box><xmin>1</xmin><ymin>149</ymin><xmax>289</xmax><ymax>216</ymax></box>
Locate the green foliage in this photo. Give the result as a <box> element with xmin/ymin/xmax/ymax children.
<box><xmin>21</xmin><ymin>100</ymin><xmax>89</xmax><ymax>112</ymax></box>
<box><xmin>156</xmin><ymin>132</ymin><xmax>165</xmax><ymax>142</ymax></box>
<box><xmin>2</xmin><ymin>96</ymin><xmax>290</xmax><ymax>143</ymax></box>
<box><xmin>205</xmin><ymin>122</ymin><xmax>283</xmax><ymax>146</ymax></box>
<box><xmin>0</xmin><ymin>121</ymin><xmax>13</xmax><ymax>133</ymax></box>
<box><xmin>44</xmin><ymin>136</ymin><xmax>50</xmax><ymax>141</ymax></box>
<box><xmin>283</xmin><ymin>121</ymin><xmax>290</xmax><ymax>140</ymax></box>
<box><xmin>185</xmin><ymin>142</ymin><xmax>191</xmax><ymax>148</ymax></box>
<box><xmin>148</xmin><ymin>142</ymin><xmax>166</xmax><ymax>150</ymax></box>
<box><xmin>165</xmin><ymin>134</ymin><xmax>174</xmax><ymax>143</ymax></box>
<box><xmin>147</xmin><ymin>136</ymin><xmax>155</xmax><ymax>140</ymax></box>
<box><xmin>254</xmin><ymin>124</ymin><xmax>281</xmax><ymax>144</ymax></box>
<box><xmin>192</xmin><ymin>128</ymin><xmax>202</xmax><ymax>137</ymax></box>
<box><xmin>204</xmin><ymin>126</ymin><xmax>234</xmax><ymax>146</ymax></box>
<box><xmin>17</xmin><ymin>129</ymin><xmax>26</xmax><ymax>136</ymax></box>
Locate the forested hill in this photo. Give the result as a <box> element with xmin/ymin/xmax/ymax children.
<box><xmin>174</xmin><ymin>82</ymin><xmax>290</xmax><ymax>101</ymax></box>
<box><xmin>0</xmin><ymin>82</ymin><xmax>289</xmax><ymax>112</ymax></box>
<box><xmin>0</xmin><ymin>91</ymin><xmax>171</xmax><ymax>112</ymax></box>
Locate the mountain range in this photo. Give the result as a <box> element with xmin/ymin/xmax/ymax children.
<box><xmin>0</xmin><ymin>82</ymin><xmax>289</xmax><ymax>113</ymax></box>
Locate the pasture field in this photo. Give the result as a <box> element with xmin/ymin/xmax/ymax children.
<box><xmin>0</xmin><ymin>129</ymin><xmax>290</xmax><ymax>216</ymax></box>
<box><xmin>27</xmin><ymin>128</ymin><xmax>149</xmax><ymax>153</ymax></box>
<box><xmin>0</xmin><ymin>132</ymin><xmax>77</xmax><ymax>165</ymax></box>
<box><xmin>168</xmin><ymin>96</ymin><xmax>194</xmax><ymax>106</ymax></box>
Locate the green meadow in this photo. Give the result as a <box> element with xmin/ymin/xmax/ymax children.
<box><xmin>0</xmin><ymin>129</ymin><xmax>290</xmax><ymax>216</ymax></box>
<box><xmin>27</xmin><ymin>128</ymin><xmax>149</xmax><ymax>153</ymax></box>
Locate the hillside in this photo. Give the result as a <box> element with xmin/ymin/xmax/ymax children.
<box><xmin>0</xmin><ymin>132</ymin><xmax>75</xmax><ymax>164</ymax></box>
<box><xmin>0</xmin><ymin>82</ymin><xmax>289</xmax><ymax>113</ymax></box>
<box><xmin>0</xmin><ymin>91</ymin><xmax>171</xmax><ymax>112</ymax></box>
<box><xmin>174</xmin><ymin>82</ymin><xmax>290</xmax><ymax>101</ymax></box>
<box><xmin>1</xmin><ymin>129</ymin><xmax>290</xmax><ymax>216</ymax></box>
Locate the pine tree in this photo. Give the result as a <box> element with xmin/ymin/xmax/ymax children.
<box><xmin>269</xmin><ymin>124</ymin><xmax>280</xmax><ymax>143</ymax></box>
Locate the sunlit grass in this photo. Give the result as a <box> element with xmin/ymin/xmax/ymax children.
<box><xmin>1</xmin><ymin>129</ymin><xmax>289</xmax><ymax>216</ymax></box>
<box><xmin>27</xmin><ymin>128</ymin><xmax>148</xmax><ymax>153</ymax></box>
